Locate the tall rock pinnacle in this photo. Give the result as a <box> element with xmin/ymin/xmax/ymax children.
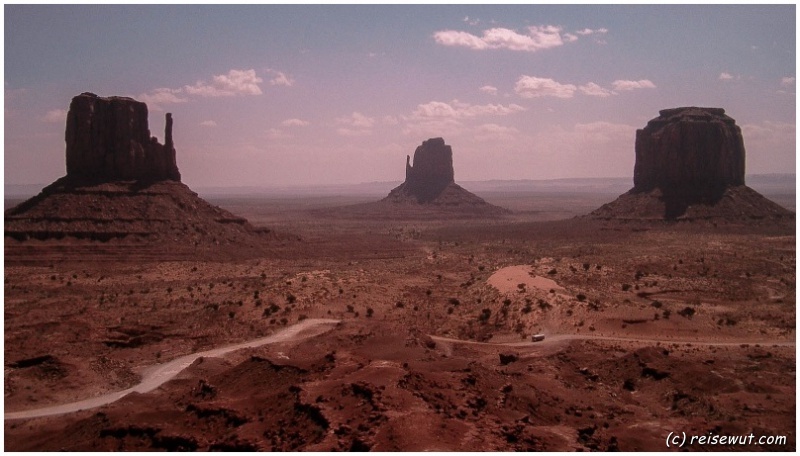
<box><xmin>65</xmin><ymin>92</ymin><xmax>181</xmax><ymax>183</ymax></box>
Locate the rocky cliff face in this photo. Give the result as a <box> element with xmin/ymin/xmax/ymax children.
<box><xmin>633</xmin><ymin>107</ymin><xmax>745</xmax><ymax>199</ymax></box>
<box><xmin>590</xmin><ymin>107</ymin><xmax>792</xmax><ymax>222</ymax></box>
<box><xmin>396</xmin><ymin>138</ymin><xmax>455</xmax><ymax>203</ymax></box>
<box><xmin>65</xmin><ymin>92</ymin><xmax>181</xmax><ymax>183</ymax></box>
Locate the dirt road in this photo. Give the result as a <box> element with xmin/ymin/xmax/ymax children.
<box><xmin>4</xmin><ymin>318</ymin><xmax>340</xmax><ymax>421</ymax></box>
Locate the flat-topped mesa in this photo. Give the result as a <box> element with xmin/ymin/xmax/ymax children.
<box><xmin>633</xmin><ymin>106</ymin><xmax>744</xmax><ymax>200</ymax></box>
<box><xmin>589</xmin><ymin>106</ymin><xmax>792</xmax><ymax>222</ymax></box>
<box><xmin>402</xmin><ymin>137</ymin><xmax>455</xmax><ymax>202</ymax></box>
<box><xmin>65</xmin><ymin>92</ymin><xmax>181</xmax><ymax>183</ymax></box>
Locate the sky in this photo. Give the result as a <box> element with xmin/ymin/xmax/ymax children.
<box><xmin>4</xmin><ymin>4</ymin><xmax>796</xmax><ymax>188</ymax></box>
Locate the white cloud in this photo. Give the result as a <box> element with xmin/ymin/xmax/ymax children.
<box><xmin>266</xmin><ymin>69</ymin><xmax>294</xmax><ymax>87</ymax></box>
<box><xmin>472</xmin><ymin>123</ymin><xmax>519</xmax><ymax>142</ymax></box>
<box><xmin>335</xmin><ymin>112</ymin><xmax>375</xmax><ymax>136</ymax></box>
<box><xmin>579</xmin><ymin>82</ymin><xmax>613</xmax><ymax>98</ymax></box>
<box><xmin>515</xmin><ymin>76</ymin><xmax>577</xmax><ymax>98</ymax></box>
<box><xmin>412</xmin><ymin>100</ymin><xmax>526</xmax><ymax>119</ymax></box>
<box><xmin>514</xmin><ymin>76</ymin><xmax>655</xmax><ymax>99</ymax></box>
<box><xmin>434</xmin><ymin>25</ymin><xmax>570</xmax><ymax>52</ymax></box>
<box><xmin>479</xmin><ymin>85</ymin><xmax>498</xmax><ymax>95</ymax></box>
<box><xmin>463</xmin><ymin>16</ymin><xmax>480</xmax><ymax>26</ymax></box>
<box><xmin>42</xmin><ymin>108</ymin><xmax>67</xmax><ymax>123</ymax></box>
<box><xmin>281</xmin><ymin>118</ymin><xmax>310</xmax><ymax>127</ymax></box>
<box><xmin>434</xmin><ymin>30</ymin><xmax>490</xmax><ymax>50</ymax></box>
<box><xmin>184</xmin><ymin>69</ymin><xmax>264</xmax><ymax>97</ymax></box>
<box><xmin>780</xmin><ymin>76</ymin><xmax>795</xmax><ymax>86</ymax></box>
<box><xmin>718</xmin><ymin>72</ymin><xmax>734</xmax><ymax>81</ymax></box>
<box><xmin>337</xmin><ymin>112</ymin><xmax>375</xmax><ymax>128</ymax></box>
<box><xmin>576</xmin><ymin>28</ymin><xmax>608</xmax><ymax>36</ymax></box>
<box><xmin>138</xmin><ymin>88</ymin><xmax>188</xmax><ymax>110</ymax></box>
<box><xmin>200</xmin><ymin>120</ymin><xmax>217</xmax><ymax>127</ymax></box>
<box><xmin>611</xmin><ymin>79</ymin><xmax>656</xmax><ymax>91</ymax></box>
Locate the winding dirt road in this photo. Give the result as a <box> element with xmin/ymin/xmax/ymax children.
<box><xmin>4</xmin><ymin>318</ymin><xmax>341</xmax><ymax>421</ymax></box>
<box><xmin>430</xmin><ymin>333</ymin><xmax>795</xmax><ymax>349</ymax></box>
<box><xmin>6</xmin><ymin>318</ymin><xmax>792</xmax><ymax>421</ymax></box>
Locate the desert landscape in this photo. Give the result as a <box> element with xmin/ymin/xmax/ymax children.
<box><xmin>5</xmin><ymin>5</ymin><xmax>795</xmax><ymax>453</ymax></box>
<box><xmin>4</xmin><ymin>94</ymin><xmax>796</xmax><ymax>451</ymax></box>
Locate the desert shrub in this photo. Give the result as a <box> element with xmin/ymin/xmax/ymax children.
<box><xmin>576</xmin><ymin>294</ymin><xmax>587</xmax><ymax>302</ymax></box>
<box><xmin>286</xmin><ymin>293</ymin><xmax>296</xmax><ymax>304</ymax></box>
<box><xmin>366</xmin><ymin>308</ymin><xmax>374</xmax><ymax>318</ymax></box>
<box><xmin>478</xmin><ymin>308</ymin><xmax>492</xmax><ymax>323</ymax></box>
<box><xmin>522</xmin><ymin>302</ymin><xmax>533</xmax><ymax>314</ymax></box>
<box><xmin>449</xmin><ymin>298</ymin><xmax>461</xmax><ymax>306</ymax></box>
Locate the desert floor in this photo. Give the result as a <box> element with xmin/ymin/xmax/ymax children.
<box><xmin>4</xmin><ymin>190</ymin><xmax>795</xmax><ymax>451</ymax></box>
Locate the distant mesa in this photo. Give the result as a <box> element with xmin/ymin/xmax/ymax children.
<box><xmin>590</xmin><ymin>107</ymin><xmax>793</xmax><ymax>222</ymax></box>
<box><xmin>5</xmin><ymin>93</ymin><xmax>274</xmax><ymax>259</ymax></box>
<box><xmin>391</xmin><ymin>137</ymin><xmax>455</xmax><ymax>203</ymax></box>
<box><xmin>382</xmin><ymin>138</ymin><xmax>508</xmax><ymax>214</ymax></box>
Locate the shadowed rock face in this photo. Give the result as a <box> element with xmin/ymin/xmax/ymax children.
<box><xmin>402</xmin><ymin>138</ymin><xmax>455</xmax><ymax>203</ymax></box>
<box><xmin>590</xmin><ymin>107</ymin><xmax>792</xmax><ymax>222</ymax></box>
<box><xmin>65</xmin><ymin>92</ymin><xmax>181</xmax><ymax>183</ymax></box>
<box><xmin>633</xmin><ymin>107</ymin><xmax>744</xmax><ymax>216</ymax></box>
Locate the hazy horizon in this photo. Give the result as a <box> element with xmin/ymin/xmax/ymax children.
<box><xmin>5</xmin><ymin>5</ymin><xmax>796</xmax><ymax>189</ymax></box>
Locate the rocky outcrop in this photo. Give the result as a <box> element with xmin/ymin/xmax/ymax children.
<box><xmin>633</xmin><ymin>107</ymin><xmax>744</xmax><ymax>202</ymax></box>
<box><xmin>5</xmin><ymin>93</ymin><xmax>277</xmax><ymax>260</ymax></box>
<box><xmin>65</xmin><ymin>92</ymin><xmax>181</xmax><ymax>183</ymax></box>
<box><xmin>405</xmin><ymin>138</ymin><xmax>455</xmax><ymax>201</ymax></box>
<box><xmin>590</xmin><ymin>107</ymin><xmax>792</xmax><ymax>222</ymax></box>
<box><xmin>367</xmin><ymin>138</ymin><xmax>509</xmax><ymax>217</ymax></box>
<box><xmin>396</xmin><ymin>138</ymin><xmax>455</xmax><ymax>203</ymax></box>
